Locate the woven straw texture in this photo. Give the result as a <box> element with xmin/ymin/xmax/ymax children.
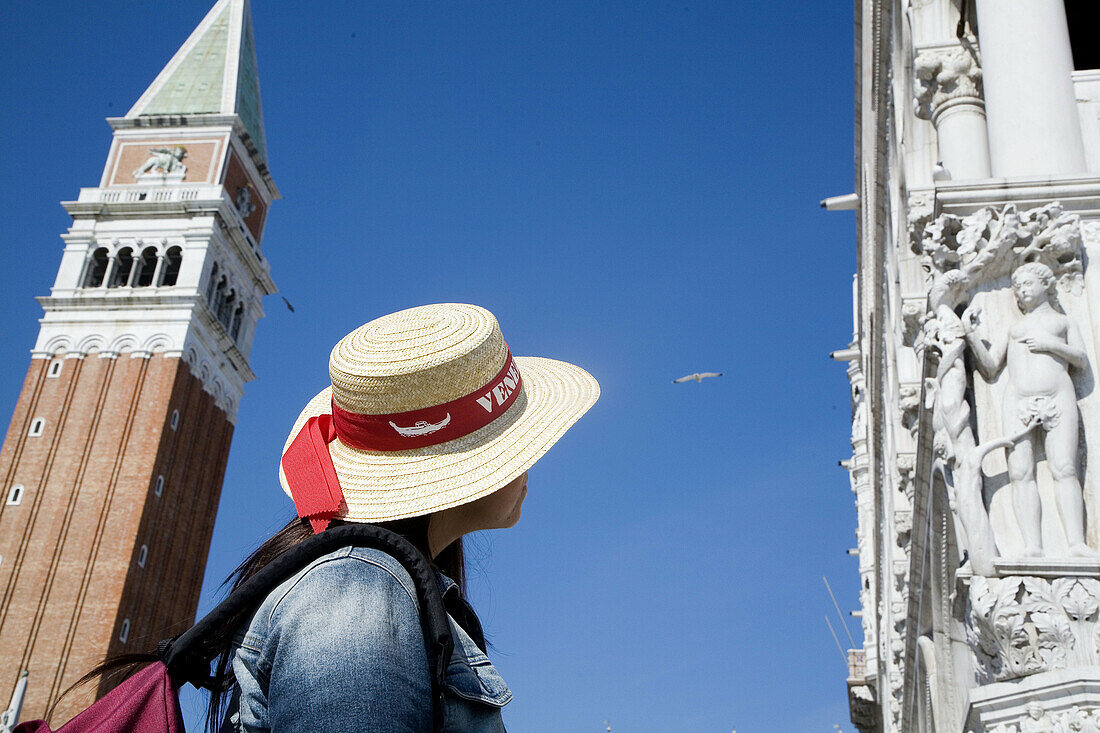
<box><xmin>280</xmin><ymin>304</ymin><xmax>599</xmax><ymax>522</ymax></box>
<box><xmin>330</xmin><ymin>303</ymin><xmax>508</xmax><ymax>414</ymax></box>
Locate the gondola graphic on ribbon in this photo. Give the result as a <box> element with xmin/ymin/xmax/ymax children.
<box><xmin>389</xmin><ymin>413</ymin><xmax>452</xmax><ymax>437</ymax></box>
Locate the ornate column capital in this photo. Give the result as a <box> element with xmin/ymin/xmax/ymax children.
<box><xmin>914</xmin><ymin>42</ymin><xmax>984</xmax><ymax>123</ymax></box>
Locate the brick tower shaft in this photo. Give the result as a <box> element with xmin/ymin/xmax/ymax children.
<box><xmin>0</xmin><ymin>0</ymin><xmax>277</xmax><ymax>722</ymax></box>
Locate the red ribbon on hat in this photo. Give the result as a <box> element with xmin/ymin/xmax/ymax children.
<box><xmin>281</xmin><ymin>414</ymin><xmax>344</xmax><ymax>533</ymax></box>
<box><xmin>281</xmin><ymin>352</ymin><xmax>523</xmax><ymax>532</ymax></box>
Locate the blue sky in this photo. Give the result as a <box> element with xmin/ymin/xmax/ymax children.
<box><xmin>0</xmin><ymin>2</ymin><xmax>860</xmax><ymax>730</ymax></box>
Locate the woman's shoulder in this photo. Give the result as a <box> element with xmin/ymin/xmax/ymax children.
<box><xmin>231</xmin><ymin>546</ymin><xmax>439</xmax><ymax>732</ymax></box>
<box><xmin>282</xmin><ymin>545</ymin><xmax>418</xmax><ymax>606</ymax></box>
<box><xmin>240</xmin><ymin>545</ymin><xmax>422</xmax><ymax>644</ymax></box>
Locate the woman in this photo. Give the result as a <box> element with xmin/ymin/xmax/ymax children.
<box><xmin>219</xmin><ymin>302</ymin><xmax>599</xmax><ymax>732</ymax></box>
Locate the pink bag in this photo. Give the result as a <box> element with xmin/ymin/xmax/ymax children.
<box><xmin>15</xmin><ymin>662</ymin><xmax>184</xmax><ymax>733</ymax></box>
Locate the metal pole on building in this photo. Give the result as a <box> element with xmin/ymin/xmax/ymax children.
<box><xmin>823</xmin><ymin>576</ymin><xmax>856</xmax><ymax>647</ymax></box>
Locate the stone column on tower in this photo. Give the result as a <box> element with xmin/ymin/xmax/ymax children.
<box><xmin>0</xmin><ymin>0</ymin><xmax>278</xmax><ymax>724</ymax></box>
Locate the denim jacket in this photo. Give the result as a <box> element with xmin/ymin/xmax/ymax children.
<box><xmin>228</xmin><ymin>545</ymin><xmax>512</xmax><ymax>732</ymax></box>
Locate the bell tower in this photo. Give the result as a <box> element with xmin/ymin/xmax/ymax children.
<box><xmin>0</xmin><ymin>0</ymin><xmax>277</xmax><ymax>722</ymax></box>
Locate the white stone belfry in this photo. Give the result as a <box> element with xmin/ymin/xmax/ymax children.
<box><xmin>36</xmin><ymin>0</ymin><xmax>279</xmax><ymax>421</ymax></box>
<box><xmin>838</xmin><ymin>1</ymin><xmax>1100</xmax><ymax>732</ymax></box>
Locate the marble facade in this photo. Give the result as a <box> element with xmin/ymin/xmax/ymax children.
<box><xmin>839</xmin><ymin>2</ymin><xmax>1100</xmax><ymax>731</ymax></box>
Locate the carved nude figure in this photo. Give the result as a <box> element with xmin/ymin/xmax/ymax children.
<box><xmin>964</xmin><ymin>262</ymin><xmax>1093</xmax><ymax>557</ymax></box>
<box><xmin>926</xmin><ymin>270</ymin><xmax>998</xmax><ymax>573</ymax></box>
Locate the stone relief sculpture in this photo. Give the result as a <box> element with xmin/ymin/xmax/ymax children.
<box><xmin>1021</xmin><ymin>703</ymin><xmax>1055</xmax><ymax>733</ymax></box>
<box><xmin>914</xmin><ymin>202</ymin><xmax>1082</xmax><ymax>282</ymax></box>
<box><xmin>901</xmin><ymin>202</ymin><xmax>1100</xmax><ymax>723</ymax></box>
<box><xmin>235</xmin><ymin>184</ymin><xmax>257</xmax><ymax>217</ymax></box>
<box><xmin>979</xmin><ymin>706</ymin><xmax>1100</xmax><ymax>733</ymax></box>
<box><xmin>1057</xmin><ymin>707</ymin><xmax>1100</xmax><ymax>733</ymax></box>
<box><xmin>963</xmin><ymin>263</ymin><xmax>1093</xmax><ymax>557</ymax></box>
<box><xmin>989</xmin><ymin>724</ymin><xmax>1019</xmax><ymax>733</ymax></box>
<box><xmin>913</xmin><ymin>202</ymin><xmax>1089</xmax><ymax>566</ymax></box>
<box><xmin>907</xmin><ymin>192</ymin><xmax>935</xmax><ymax>256</ymax></box>
<box><xmin>966</xmin><ymin>576</ymin><xmax>1100</xmax><ymax>683</ymax></box>
<box><xmin>133</xmin><ymin>145</ymin><xmax>188</xmax><ymax>179</ymax></box>
<box><xmin>913</xmin><ymin>43</ymin><xmax>983</xmax><ymax>122</ymax></box>
<box><xmin>925</xmin><ymin>270</ymin><xmax>998</xmax><ymax>574</ymax></box>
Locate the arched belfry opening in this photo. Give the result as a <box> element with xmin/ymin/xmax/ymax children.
<box><xmin>109</xmin><ymin>247</ymin><xmax>134</xmax><ymax>288</ymax></box>
<box><xmin>83</xmin><ymin>248</ymin><xmax>109</xmax><ymax>288</ymax></box>
<box><xmin>134</xmin><ymin>247</ymin><xmax>158</xmax><ymax>287</ymax></box>
<box><xmin>161</xmin><ymin>247</ymin><xmax>182</xmax><ymax>286</ymax></box>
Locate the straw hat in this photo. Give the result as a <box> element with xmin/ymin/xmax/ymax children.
<box><xmin>279</xmin><ymin>303</ymin><xmax>599</xmax><ymax>527</ymax></box>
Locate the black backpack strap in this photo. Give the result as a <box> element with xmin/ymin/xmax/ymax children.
<box><xmin>160</xmin><ymin>524</ymin><xmax>454</xmax><ymax>732</ymax></box>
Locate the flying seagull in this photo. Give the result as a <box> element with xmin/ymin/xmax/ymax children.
<box><xmin>672</xmin><ymin>372</ymin><xmax>723</xmax><ymax>383</ymax></box>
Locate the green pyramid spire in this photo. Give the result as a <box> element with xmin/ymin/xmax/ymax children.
<box><xmin>126</xmin><ymin>0</ymin><xmax>268</xmax><ymax>163</ymax></box>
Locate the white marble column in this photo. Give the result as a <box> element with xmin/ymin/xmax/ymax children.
<box><xmin>974</xmin><ymin>0</ymin><xmax>1086</xmax><ymax>177</ymax></box>
<box><xmin>914</xmin><ymin>41</ymin><xmax>991</xmax><ymax>180</ymax></box>
<box><xmin>103</xmin><ymin>256</ymin><xmax>118</xmax><ymax>290</ymax></box>
<box><xmin>151</xmin><ymin>253</ymin><xmax>166</xmax><ymax>287</ymax></box>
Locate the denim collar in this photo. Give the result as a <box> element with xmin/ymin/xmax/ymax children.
<box><xmin>436</xmin><ymin>571</ymin><xmax>487</xmax><ymax>652</ymax></box>
<box><xmin>436</xmin><ymin>571</ymin><xmax>460</xmax><ymax>598</ymax></box>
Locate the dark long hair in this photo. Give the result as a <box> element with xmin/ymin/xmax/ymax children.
<box><xmin>56</xmin><ymin>514</ymin><xmax>464</xmax><ymax>732</ymax></box>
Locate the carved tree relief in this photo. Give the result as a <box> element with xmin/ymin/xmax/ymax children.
<box><xmin>915</xmin><ymin>202</ymin><xmax>1087</xmax><ymax>567</ymax></box>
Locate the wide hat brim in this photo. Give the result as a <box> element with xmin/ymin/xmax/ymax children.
<box><xmin>279</xmin><ymin>356</ymin><xmax>599</xmax><ymax>522</ymax></box>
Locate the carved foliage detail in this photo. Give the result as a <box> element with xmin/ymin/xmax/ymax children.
<box><xmin>981</xmin><ymin>704</ymin><xmax>1100</xmax><ymax>733</ymax></box>
<box><xmin>966</xmin><ymin>576</ymin><xmax>1100</xmax><ymax>683</ymax></box>
<box><xmin>917</xmin><ymin>202</ymin><xmax>1083</xmax><ymax>292</ymax></box>
<box><xmin>914</xmin><ymin>43</ymin><xmax>983</xmax><ymax>121</ymax></box>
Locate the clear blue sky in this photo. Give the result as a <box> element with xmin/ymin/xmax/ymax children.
<box><xmin>0</xmin><ymin>2</ymin><xmax>860</xmax><ymax>730</ymax></box>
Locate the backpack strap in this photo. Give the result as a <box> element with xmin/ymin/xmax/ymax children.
<box><xmin>159</xmin><ymin>524</ymin><xmax>454</xmax><ymax>732</ymax></box>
